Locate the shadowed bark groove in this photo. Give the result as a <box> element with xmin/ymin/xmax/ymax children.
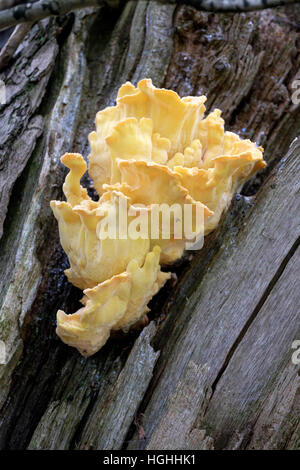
<box><xmin>0</xmin><ymin>1</ymin><xmax>299</xmax><ymax>450</ymax></box>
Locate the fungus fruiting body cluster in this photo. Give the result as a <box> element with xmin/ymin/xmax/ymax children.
<box><xmin>50</xmin><ymin>79</ymin><xmax>266</xmax><ymax>357</ymax></box>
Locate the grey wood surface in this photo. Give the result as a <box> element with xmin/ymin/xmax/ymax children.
<box><xmin>0</xmin><ymin>0</ymin><xmax>299</xmax><ymax>450</ymax></box>
<box><xmin>128</xmin><ymin>138</ymin><xmax>300</xmax><ymax>450</ymax></box>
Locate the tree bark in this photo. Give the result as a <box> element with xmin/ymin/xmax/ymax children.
<box><xmin>0</xmin><ymin>1</ymin><xmax>299</xmax><ymax>31</ymax></box>
<box><xmin>0</xmin><ymin>0</ymin><xmax>299</xmax><ymax>450</ymax></box>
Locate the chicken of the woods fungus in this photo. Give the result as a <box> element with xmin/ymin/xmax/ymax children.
<box><xmin>50</xmin><ymin>79</ymin><xmax>266</xmax><ymax>356</ymax></box>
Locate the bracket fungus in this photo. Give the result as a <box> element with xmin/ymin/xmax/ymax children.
<box><xmin>51</xmin><ymin>79</ymin><xmax>266</xmax><ymax>356</ymax></box>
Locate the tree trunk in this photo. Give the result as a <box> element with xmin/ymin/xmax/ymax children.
<box><xmin>0</xmin><ymin>0</ymin><xmax>299</xmax><ymax>450</ymax></box>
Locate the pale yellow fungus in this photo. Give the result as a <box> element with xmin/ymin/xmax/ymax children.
<box><xmin>51</xmin><ymin>79</ymin><xmax>266</xmax><ymax>356</ymax></box>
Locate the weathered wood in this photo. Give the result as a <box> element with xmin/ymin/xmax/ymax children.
<box><xmin>0</xmin><ymin>0</ymin><xmax>299</xmax><ymax>450</ymax></box>
<box><xmin>202</xmin><ymin>245</ymin><xmax>300</xmax><ymax>450</ymax></box>
<box><xmin>1</xmin><ymin>0</ymin><xmax>299</xmax><ymax>31</ymax></box>
<box><xmin>0</xmin><ymin>22</ymin><xmax>35</xmax><ymax>71</ymax></box>
<box><xmin>28</xmin><ymin>322</ymin><xmax>160</xmax><ymax>450</ymax></box>
<box><xmin>0</xmin><ymin>7</ymin><xmax>92</xmax><ymax>412</ymax></box>
<box><xmin>0</xmin><ymin>19</ymin><xmax>58</xmax><ymax>238</ymax></box>
<box><xmin>0</xmin><ymin>1</ymin><xmax>25</xmax><ymax>11</ymax></box>
<box><xmin>0</xmin><ymin>0</ymin><xmax>104</xmax><ymax>30</ymax></box>
<box><xmin>127</xmin><ymin>137</ymin><xmax>300</xmax><ymax>450</ymax></box>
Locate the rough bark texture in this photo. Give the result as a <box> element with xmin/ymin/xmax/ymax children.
<box><xmin>0</xmin><ymin>0</ymin><xmax>299</xmax><ymax>450</ymax></box>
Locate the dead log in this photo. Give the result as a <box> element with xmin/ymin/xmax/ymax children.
<box><xmin>0</xmin><ymin>0</ymin><xmax>299</xmax><ymax>450</ymax></box>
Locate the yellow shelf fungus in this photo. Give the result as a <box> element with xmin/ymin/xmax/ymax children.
<box><xmin>57</xmin><ymin>247</ymin><xmax>170</xmax><ymax>357</ymax></box>
<box><xmin>51</xmin><ymin>79</ymin><xmax>266</xmax><ymax>356</ymax></box>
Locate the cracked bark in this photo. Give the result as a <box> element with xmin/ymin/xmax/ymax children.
<box><xmin>0</xmin><ymin>0</ymin><xmax>299</xmax><ymax>450</ymax></box>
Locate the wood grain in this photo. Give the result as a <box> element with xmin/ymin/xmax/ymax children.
<box><xmin>203</xmin><ymin>246</ymin><xmax>300</xmax><ymax>449</ymax></box>
<box><xmin>128</xmin><ymin>137</ymin><xmax>300</xmax><ymax>450</ymax></box>
<box><xmin>0</xmin><ymin>1</ymin><xmax>299</xmax><ymax>449</ymax></box>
